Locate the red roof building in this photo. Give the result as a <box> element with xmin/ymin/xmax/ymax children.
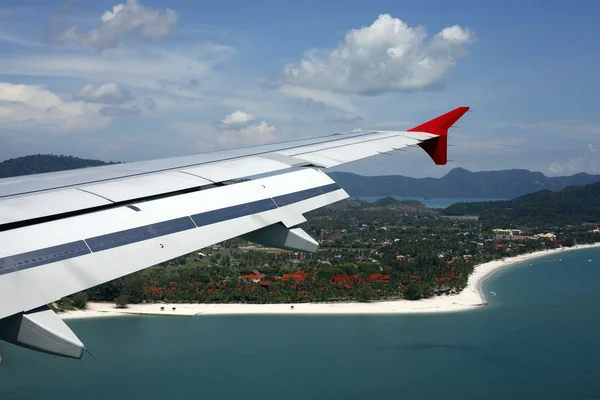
<box><xmin>367</xmin><ymin>274</ymin><xmax>390</xmax><ymax>283</ymax></box>
<box><xmin>282</xmin><ymin>270</ymin><xmax>308</xmax><ymax>282</ymax></box>
<box><xmin>331</xmin><ymin>275</ymin><xmax>359</xmax><ymax>283</ymax></box>
<box><xmin>241</xmin><ymin>269</ymin><xmax>266</xmax><ymax>282</ymax></box>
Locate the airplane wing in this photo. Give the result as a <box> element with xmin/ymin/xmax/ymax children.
<box><xmin>0</xmin><ymin>106</ymin><xmax>469</xmax><ymax>358</ymax></box>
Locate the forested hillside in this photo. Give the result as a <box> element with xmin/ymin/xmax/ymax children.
<box><xmin>0</xmin><ymin>154</ymin><xmax>118</xmax><ymax>178</ymax></box>
<box><xmin>328</xmin><ymin>168</ymin><xmax>600</xmax><ymax>198</ymax></box>
<box><xmin>444</xmin><ymin>182</ymin><xmax>600</xmax><ymax>225</ymax></box>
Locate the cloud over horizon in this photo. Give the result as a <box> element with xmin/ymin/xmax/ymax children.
<box><xmin>548</xmin><ymin>144</ymin><xmax>599</xmax><ymax>175</ymax></box>
<box><xmin>0</xmin><ymin>82</ymin><xmax>107</xmax><ymax>133</ymax></box>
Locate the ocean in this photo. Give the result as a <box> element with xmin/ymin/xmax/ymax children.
<box><xmin>1</xmin><ymin>248</ymin><xmax>599</xmax><ymax>400</ymax></box>
<box><xmin>353</xmin><ymin>196</ymin><xmax>507</xmax><ymax>208</ymax></box>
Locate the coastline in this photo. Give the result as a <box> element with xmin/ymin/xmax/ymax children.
<box><xmin>60</xmin><ymin>243</ymin><xmax>600</xmax><ymax>320</ymax></box>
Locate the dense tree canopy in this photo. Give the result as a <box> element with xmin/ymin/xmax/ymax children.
<box><xmin>445</xmin><ymin>183</ymin><xmax>600</xmax><ymax>226</ymax></box>
<box><xmin>0</xmin><ymin>154</ymin><xmax>119</xmax><ymax>178</ymax></box>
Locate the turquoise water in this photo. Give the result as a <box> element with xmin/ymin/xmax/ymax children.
<box><xmin>353</xmin><ymin>196</ymin><xmax>507</xmax><ymax>208</ymax></box>
<box><xmin>1</xmin><ymin>249</ymin><xmax>600</xmax><ymax>399</ymax></box>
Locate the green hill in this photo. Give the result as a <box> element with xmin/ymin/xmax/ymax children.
<box><xmin>0</xmin><ymin>154</ymin><xmax>119</xmax><ymax>178</ymax></box>
<box><xmin>444</xmin><ymin>182</ymin><xmax>600</xmax><ymax>225</ymax></box>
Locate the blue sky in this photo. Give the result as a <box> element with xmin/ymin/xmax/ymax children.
<box><xmin>0</xmin><ymin>0</ymin><xmax>598</xmax><ymax>178</ymax></box>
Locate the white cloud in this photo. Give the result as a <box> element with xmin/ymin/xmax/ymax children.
<box><xmin>183</xmin><ymin>79</ymin><xmax>201</xmax><ymax>90</ymax></box>
<box><xmin>0</xmin><ymin>46</ymin><xmax>216</xmax><ymax>90</ymax></box>
<box><xmin>218</xmin><ymin>121</ymin><xmax>277</xmax><ymax>147</ymax></box>
<box><xmin>58</xmin><ymin>0</ymin><xmax>178</xmax><ymax>51</ymax></box>
<box><xmin>303</xmin><ymin>98</ymin><xmax>325</xmax><ymax>110</ymax></box>
<box><xmin>0</xmin><ymin>32</ymin><xmax>43</xmax><ymax>48</ymax></box>
<box><xmin>279</xmin><ymin>85</ymin><xmax>360</xmax><ymax>113</ymax></box>
<box><xmin>73</xmin><ymin>82</ymin><xmax>132</xmax><ymax>104</ymax></box>
<box><xmin>449</xmin><ymin>132</ymin><xmax>522</xmax><ymax>154</ymax></box>
<box><xmin>289</xmin><ymin>117</ymin><xmax>307</xmax><ymax>126</ymax></box>
<box><xmin>213</xmin><ymin>110</ymin><xmax>277</xmax><ymax>147</ymax></box>
<box><xmin>370</xmin><ymin>120</ymin><xmax>413</xmax><ymax>129</ymax></box>
<box><xmin>99</xmin><ymin>105</ymin><xmax>142</xmax><ymax>117</ymax></box>
<box><xmin>491</xmin><ymin>121</ymin><xmax>600</xmax><ymax>140</ymax></box>
<box><xmin>547</xmin><ymin>145</ymin><xmax>599</xmax><ymax>175</ymax></box>
<box><xmin>219</xmin><ymin>110</ymin><xmax>255</xmax><ymax>129</ymax></box>
<box><xmin>279</xmin><ymin>14</ymin><xmax>475</xmax><ymax>96</ymax></box>
<box><xmin>0</xmin><ymin>82</ymin><xmax>107</xmax><ymax>133</ymax></box>
<box><xmin>144</xmin><ymin>97</ymin><xmax>156</xmax><ymax>109</ymax></box>
<box><xmin>157</xmin><ymin>78</ymin><xmax>207</xmax><ymax>102</ymax></box>
<box><xmin>548</xmin><ymin>159</ymin><xmax>586</xmax><ymax>175</ymax></box>
<box><xmin>325</xmin><ymin>111</ymin><xmax>364</xmax><ymax>123</ymax></box>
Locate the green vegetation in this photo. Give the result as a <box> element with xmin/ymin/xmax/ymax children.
<box><xmin>75</xmin><ymin>191</ymin><xmax>596</xmax><ymax>305</ymax></box>
<box><xmin>115</xmin><ymin>295</ymin><xmax>129</xmax><ymax>308</ymax></box>
<box><xmin>59</xmin><ymin>297</ymin><xmax>75</xmax><ymax>310</ymax></box>
<box><xmin>71</xmin><ymin>292</ymin><xmax>88</xmax><ymax>309</ymax></box>
<box><xmin>0</xmin><ymin>154</ymin><xmax>119</xmax><ymax>178</ymax></box>
<box><xmin>372</xmin><ymin>197</ymin><xmax>403</xmax><ymax>206</ymax></box>
<box><xmin>445</xmin><ymin>182</ymin><xmax>600</xmax><ymax>226</ymax></box>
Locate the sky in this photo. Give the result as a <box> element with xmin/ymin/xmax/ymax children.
<box><xmin>0</xmin><ymin>0</ymin><xmax>598</xmax><ymax>178</ymax></box>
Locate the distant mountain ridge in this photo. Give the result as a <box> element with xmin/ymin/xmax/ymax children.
<box><xmin>1</xmin><ymin>155</ymin><xmax>598</xmax><ymax>200</ymax></box>
<box><xmin>327</xmin><ymin>169</ymin><xmax>600</xmax><ymax>198</ymax></box>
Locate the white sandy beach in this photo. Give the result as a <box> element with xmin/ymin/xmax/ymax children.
<box><xmin>60</xmin><ymin>242</ymin><xmax>600</xmax><ymax>320</ymax></box>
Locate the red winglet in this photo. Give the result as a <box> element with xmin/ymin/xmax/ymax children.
<box><xmin>408</xmin><ymin>106</ymin><xmax>470</xmax><ymax>165</ymax></box>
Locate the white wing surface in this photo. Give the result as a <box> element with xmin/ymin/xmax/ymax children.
<box><xmin>0</xmin><ymin>106</ymin><xmax>469</xmax><ymax>358</ymax></box>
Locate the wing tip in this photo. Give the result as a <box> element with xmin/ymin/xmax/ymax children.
<box><xmin>411</xmin><ymin>106</ymin><xmax>470</xmax><ymax>165</ymax></box>
<box><xmin>408</xmin><ymin>106</ymin><xmax>470</xmax><ymax>137</ymax></box>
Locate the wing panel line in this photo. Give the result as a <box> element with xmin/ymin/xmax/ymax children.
<box><xmin>272</xmin><ymin>183</ymin><xmax>340</xmax><ymax>207</ymax></box>
<box><xmin>0</xmin><ymin>241</ymin><xmax>91</xmax><ymax>276</ymax></box>
<box><xmin>85</xmin><ymin>216</ymin><xmax>197</xmax><ymax>253</ymax></box>
<box><xmin>190</xmin><ymin>199</ymin><xmax>277</xmax><ymax>227</ymax></box>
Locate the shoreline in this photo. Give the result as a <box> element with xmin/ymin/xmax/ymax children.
<box><xmin>60</xmin><ymin>243</ymin><xmax>600</xmax><ymax>320</ymax></box>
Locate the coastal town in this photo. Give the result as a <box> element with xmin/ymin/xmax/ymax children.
<box><xmin>57</xmin><ymin>197</ymin><xmax>600</xmax><ymax>318</ymax></box>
